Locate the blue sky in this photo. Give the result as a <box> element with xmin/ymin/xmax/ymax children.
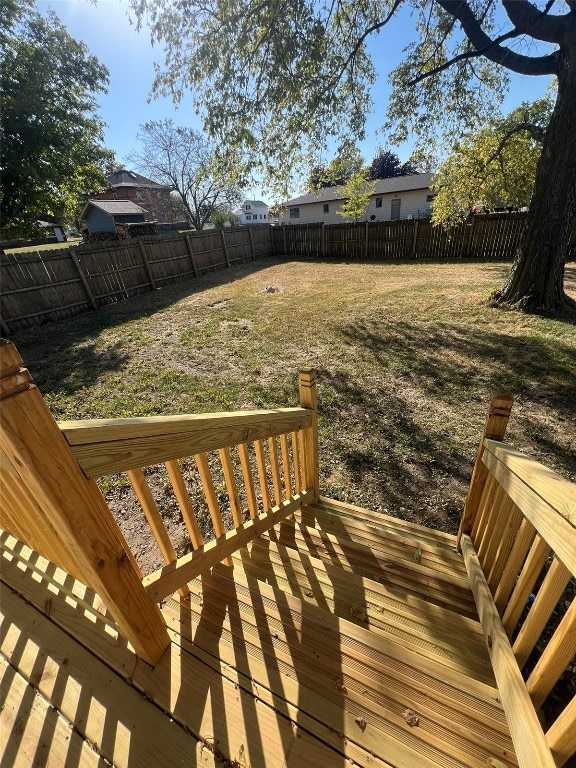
<box><xmin>38</xmin><ymin>0</ymin><xmax>555</xmax><ymax>202</ymax></box>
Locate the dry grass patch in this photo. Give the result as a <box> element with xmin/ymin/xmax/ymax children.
<box><xmin>14</xmin><ymin>258</ymin><xmax>575</xmax><ymax>565</ymax></box>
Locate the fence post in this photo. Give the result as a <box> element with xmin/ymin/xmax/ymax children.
<box><xmin>466</xmin><ymin>216</ymin><xmax>476</xmax><ymax>257</ymax></box>
<box><xmin>69</xmin><ymin>249</ymin><xmax>98</xmax><ymax>310</ymax></box>
<box><xmin>282</xmin><ymin>224</ymin><xmax>288</xmax><ymax>256</ymax></box>
<box><xmin>457</xmin><ymin>393</ymin><xmax>513</xmax><ymax>550</ymax></box>
<box><xmin>412</xmin><ymin>219</ymin><xmax>419</xmax><ymax>256</ymax></box>
<box><xmin>321</xmin><ymin>224</ymin><xmax>326</xmax><ymax>258</ymax></box>
<box><xmin>0</xmin><ymin>340</ymin><xmax>170</xmax><ymax>664</ymax></box>
<box><xmin>221</xmin><ymin>229</ymin><xmax>231</xmax><ymax>267</ymax></box>
<box><xmin>365</xmin><ymin>221</ymin><xmax>369</xmax><ymax>258</ymax></box>
<box><xmin>185</xmin><ymin>234</ymin><xmax>199</xmax><ymax>277</ymax></box>
<box><xmin>138</xmin><ymin>240</ymin><xmax>157</xmax><ymax>290</ymax></box>
<box><xmin>248</xmin><ymin>226</ymin><xmax>256</xmax><ymax>260</ymax></box>
<box><xmin>299</xmin><ymin>369</ymin><xmax>319</xmax><ymax>504</ymax></box>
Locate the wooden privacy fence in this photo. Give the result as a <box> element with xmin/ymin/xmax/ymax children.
<box><xmin>0</xmin><ymin>225</ymin><xmax>271</xmax><ymax>334</ymax></box>
<box><xmin>272</xmin><ymin>212</ymin><xmax>576</xmax><ymax>261</ymax></box>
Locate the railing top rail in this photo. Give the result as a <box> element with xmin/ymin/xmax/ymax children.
<box><xmin>482</xmin><ymin>439</ymin><xmax>576</xmax><ymax>574</ymax></box>
<box><xmin>59</xmin><ymin>407</ymin><xmax>313</xmax><ymax>478</ymax></box>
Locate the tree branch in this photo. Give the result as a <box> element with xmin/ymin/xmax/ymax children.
<box><xmin>502</xmin><ymin>0</ymin><xmax>572</xmax><ymax>44</ymax></box>
<box><xmin>436</xmin><ymin>0</ymin><xmax>559</xmax><ymax>75</ymax></box>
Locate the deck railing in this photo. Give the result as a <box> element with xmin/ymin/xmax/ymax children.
<box><xmin>0</xmin><ymin>338</ymin><xmax>318</xmax><ymax>664</ymax></box>
<box><xmin>59</xmin><ymin>374</ymin><xmax>318</xmax><ymax>604</ymax></box>
<box><xmin>459</xmin><ymin>396</ymin><xmax>576</xmax><ymax>768</ymax></box>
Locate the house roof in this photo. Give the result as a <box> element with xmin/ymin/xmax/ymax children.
<box><xmin>106</xmin><ymin>170</ymin><xmax>169</xmax><ymax>190</ymax></box>
<box><xmin>283</xmin><ymin>173</ymin><xmax>434</xmax><ymax>207</ymax></box>
<box><xmin>80</xmin><ymin>200</ymin><xmax>147</xmax><ymax>219</ymax></box>
<box><xmin>243</xmin><ymin>200</ymin><xmax>269</xmax><ymax>208</ymax></box>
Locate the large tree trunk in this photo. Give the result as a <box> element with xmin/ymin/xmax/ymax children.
<box><xmin>498</xmin><ymin>46</ymin><xmax>576</xmax><ymax>315</ymax></box>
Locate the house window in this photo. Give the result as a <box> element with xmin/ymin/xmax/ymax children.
<box><xmin>323</xmin><ymin>204</ymin><xmax>329</xmax><ymax>213</ymax></box>
<box><xmin>135</xmin><ymin>190</ymin><xmax>143</xmax><ymax>201</ymax></box>
<box><xmin>426</xmin><ymin>194</ymin><xmax>436</xmax><ymax>202</ymax></box>
<box><xmin>245</xmin><ymin>204</ymin><xmax>251</xmax><ymax>211</ymax></box>
<box><xmin>263</xmin><ymin>214</ymin><xmax>267</xmax><ymax>220</ymax></box>
<box><xmin>289</xmin><ymin>208</ymin><xmax>300</xmax><ymax>219</ymax></box>
<box><xmin>246</xmin><ymin>214</ymin><xmax>251</xmax><ymax>220</ymax></box>
<box><xmin>375</xmin><ymin>197</ymin><xmax>382</xmax><ymax>208</ymax></box>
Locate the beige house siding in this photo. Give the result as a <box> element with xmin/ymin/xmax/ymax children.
<box><xmin>281</xmin><ymin>188</ymin><xmax>433</xmax><ymax>225</ymax></box>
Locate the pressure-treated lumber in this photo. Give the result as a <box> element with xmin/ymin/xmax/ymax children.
<box><xmin>238</xmin><ymin>442</ymin><xmax>259</xmax><ymax>518</ymax></box>
<box><xmin>460</xmin><ymin>534</ymin><xmax>556</xmax><ymax>768</ymax></box>
<box><xmin>0</xmin><ymin>340</ymin><xmax>169</xmax><ymax>665</ymax></box>
<box><xmin>299</xmin><ymin>369</ymin><xmax>319</xmax><ymax>502</ymax></box>
<box><xmin>0</xmin><ymin>659</ymin><xmax>107</xmax><ymax>768</ymax></box>
<box><xmin>0</xmin><ymin>585</ymin><xmax>222</xmax><ymax>768</ymax></box>
<box><xmin>60</xmin><ymin>407</ymin><xmax>312</xmax><ymax>477</ymax></box>
<box><xmin>482</xmin><ymin>440</ymin><xmax>576</xmax><ymax>573</ymax></box>
<box><xmin>546</xmin><ymin>695</ymin><xmax>576</xmax><ymax>768</ymax></box>
<box><xmin>457</xmin><ymin>394</ymin><xmax>513</xmax><ymax>548</ymax></box>
<box><xmin>219</xmin><ymin>447</ymin><xmax>243</xmax><ymax>527</ymax></box>
<box><xmin>512</xmin><ymin>557</ymin><xmax>571</xmax><ymax>669</ymax></box>
<box><xmin>143</xmin><ymin>490</ymin><xmax>311</xmax><ymax>601</ymax></box>
<box><xmin>165</xmin><ymin>458</ymin><xmax>204</xmax><ymax>548</ymax></box>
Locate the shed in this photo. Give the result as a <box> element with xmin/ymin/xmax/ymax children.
<box><xmin>80</xmin><ymin>200</ymin><xmax>148</xmax><ymax>233</ymax></box>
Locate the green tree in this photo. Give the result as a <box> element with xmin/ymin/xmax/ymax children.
<box><xmin>308</xmin><ymin>144</ymin><xmax>366</xmax><ymax>190</ymax></box>
<box><xmin>338</xmin><ymin>172</ymin><xmax>376</xmax><ymax>221</ymax></box>
<box><xmin>1</xmin><ymin>1</ymin><xmax>114</xmax><ymax>237</ymax></box>
<box><xmin>368</xmin><ymin>150</ymin><xmax>419</xmax><ymax>180</ymax></box>
<box><xmin>432</xmin><ymin>99</ymin><xmax>552</xmax><ymax>227</ymax></box>
<box><xmin>129</xmin><ymin>119</ymin><xmax>244</xmax><ymax>231</ymax></box>
<box><xmin>131</xmin><ymin>0</ymin><xmax>576</xmax><ymax>313</ymax></box>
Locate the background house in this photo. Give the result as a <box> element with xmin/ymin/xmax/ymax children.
<box><xmin>89</xmin><ymin>170</ymin><xmax>176</xmax><ymax>223</ymax></box>
<box><xmin>80</xmin><ymin>200</ymin><xmax>147</xmax><ymax>234</ymax></box>
<box><xmin>234</xmin><ymin>200</ymin><xmax>270</xmax><ymax>225</ymax></box>
<box><xmin>280</xmin><ymin>173</ymin><xmax>435</xmax><ymax>224</ymax></box>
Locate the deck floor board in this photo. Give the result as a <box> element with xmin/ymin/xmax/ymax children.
<box><xmin>0</xmin><ymin>499</ymin><xmax>519</xmax><ymax>768</ymax></box>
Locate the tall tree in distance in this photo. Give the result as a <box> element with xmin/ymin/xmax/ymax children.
<box><xmin>368</xmin><ymin>150</ymin><xmax>419</xmax><ymax>180</ymax></box>
<box><xmin>1</xmin><ymin>0</ymin><xmax>114</xmax><ymax>237</ymax></box>
<box><xmin>129</xmin><ymin>120</ymin><xmax>244</xmax><ymax>231</ymax></box>
<box><xmin>307</xmin><ymin>144</ymin><xmax>366</xmax><ymax>190</ymax></box>
<box><xmin>131</xmin><ymin>0</ymin><xmax>576</xmax><ymax>313</ymax></box>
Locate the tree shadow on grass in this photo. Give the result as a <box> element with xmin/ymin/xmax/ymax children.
<box><xmin>11</xmin><ymin>259</ymin><xmax>279</xmax><ymax>399</ymax></box>
<box><xmin>316</xmin><ymin>316</ymin><xmax>575</xmax><ymax>531</ymax></box>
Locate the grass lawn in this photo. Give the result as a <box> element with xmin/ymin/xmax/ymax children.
<box><xmin>4</xmin><ymin>237</ymin><xmax>83</xmax><ymax>254</ymax></box>
<box><xmin>12</xmin><ymin>257</ymin><xmax>575</xmax><ymax>546</ymax></box>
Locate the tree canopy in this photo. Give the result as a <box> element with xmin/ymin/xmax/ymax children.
<box><xmin>131</xmin><ymin>0</ymin><xmax>576</xmax><ymax>312</ymax></box>
<box><xmin>307</xmin><ymin>144</ymin><xmax>366</xmax><ymax>190</ymax></box>
<box><xmin>1</xmin><ymin>0</ymin><xmax>114</xmax><ymax>237</ymax></box>
<box><xmin>368</xmin><ymin>150</ymin><xmax>419</xmax><ymax>180</ymax></box>
<box><xmin>432</xmin><ymin>98</ymin><xmax>552</xmax><ymax>226</ymax></box>
<box><xmin>129</xmin><ymin>119</ymin><xmax>244</xmax><ymax>230</ymax></box>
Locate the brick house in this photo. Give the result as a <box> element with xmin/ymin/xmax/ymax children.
<box><xmin>88</xmin><ymin>170</ymin><xmax>177</xmax><ymax>223</ymax></box>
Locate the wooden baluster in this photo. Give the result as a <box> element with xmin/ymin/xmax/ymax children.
<box><xmin>471</xmin><ymin>473</ymin><xmax>496</xmax><ymax>542</ymax></box>
<box><xmin>280</xmin><ymin>433</ymin><xmax>292</xmax><ymax>498</ymax></box>
<box><xmin>253</xmin><ymin>439</ymin><xmax>271</xmax><ymax>512</ymax></box>
<box><xmin>0</xmin><ymin>340</ymin><xmax>169</xmax><ymax>665</ymax></box>
<box><xmin>527</xmin><ymin>599</ymin><xmax>576</xmax><ymax>710</ymax></box>
<box><xmin>127</xmin><ymin>468</ymin><xmax>189</xmax><ymax>597</ymax></box>
<box><xmin>546</xmin><ymin>695</ymin><xmax>576</xmax><ymax>767</ymax></box>
<box><xmin>219</xmin><ymin>447</ymin><xmax>243</xmax><ymax>527</ymax></box>
<box><xmin>165</xmin><ymin>460</ymin><xmax>203</xmax><ymax>549</ymax></box>
<box><xmin>502</xmin><ymin>535</ymin><xmax>550</xmax><ymax>636</ymax></box>
<box><xmin>268</xmin><ymin>436</ymin><xmax>282</xmax><ymax>506</ymax></box>
<box><xmin>457</xmin><ymin>393</ymin><xmax>513</xmax><ymax>550</ymax></box>
<box><xmin>477</xmin><ymin>483</ymin><xmax>507</xmax><ymax>570</ymax></box>
<box><xmin>238</xmin><ymin>442</ymin><xmax>259</xmax><ymax>519</ymax></box>
<box><xmin>494</xmin><ymin>518</ymin><xmax>537</xmax><ymax>614</ymax></box>
<box><xmin>513</xmin><ymin>557</ymin><xmax>572</xmax><ymax>669</ymax></box>
<box><xmin>487</xmin><ymin>500</ymin><xmax>523</xmax><ymax>593</ymax></box>
<box><xmin>194</xmin><ymin>453</ymin><xmax>233</xmax><ymax>566</ymax></box>
<box><xmin>291</xmin><ymin>431</ymin><xmax>302</xmax><ymax>493</ymax></box>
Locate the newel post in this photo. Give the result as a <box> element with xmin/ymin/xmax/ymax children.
<box><xmin>0</xmin><ymin>339</ymin><xmax>170</xmax><ymax>665</ymax></box>
<box><xmin>457</xmin><ymin>393</ymin><xmax>513</xmax><ymax>551</ymax></box>
<box><xmin>299</xmin><ymin>369</ymin><xmax>319</xmax><ymax>504</ymax></box>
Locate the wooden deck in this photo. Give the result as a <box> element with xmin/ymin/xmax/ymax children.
<box><xmin>1</xmin><ymin>497</ymin><xmax>517</xmax><ymax>768</ymax></box>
